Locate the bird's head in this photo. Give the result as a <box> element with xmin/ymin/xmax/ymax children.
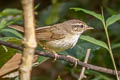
<box><xmin>63</xmin><ymin>19</ymin><xmax>94</xmax><ymax>35</ymax></box>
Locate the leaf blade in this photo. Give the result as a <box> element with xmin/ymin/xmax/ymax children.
<box><xmin>1</xmin><ymin>8</ymin><xmax>22</xmax><ymax>16</ymax></box>
<box><xmin>80</xmin><ymin>35</ymin><xmax>109</xmax><ymax>50</ymax></box>
<box><xmin>0</xmin><ymin>28</ymin><xmax>23</xmax><ymax>39</ymax></box>
<box><xmin>106</xmin><ymin>14</ymin><xmax>120</xmax><ymax>27</ymax></box>
<box><xmin>71</xmin><ymin>8</ymin><xmax>103</xmax><ymax>21</ymax></box>
<box><xmin>0</xmin><ymin>19</ymin><xmax>7</xmax><ymax>31</ymax></box>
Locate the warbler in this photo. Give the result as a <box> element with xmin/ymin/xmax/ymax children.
<box><xmin>8</xmin><ymin>19</ymin><xmax>93</xmax><ymax>54</ymax></box>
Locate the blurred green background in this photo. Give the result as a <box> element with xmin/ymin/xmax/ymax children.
<box><xmin>0</xmin><ymin>0</ymin><xmax>120</xmax><ymax>80</ymax></box>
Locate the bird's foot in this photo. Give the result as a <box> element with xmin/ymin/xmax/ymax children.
<box><xmin>52</xmin><ymin>51</ymin><xmax>58</xmax><ymax>61</ymax></box>
<box><xmin>66</xmin><ymin>55</ymin><xmax>78</xmax><ymax>67</ymax></box>
<box><xmin>43</xmin><ymin>47</ymin><xmax>58</xmax><ymax>61</ymax></box>
<box><xmin>53</xmin><ymin>53</ymin><xmax>58</xmax><ymax>61</ymax></box>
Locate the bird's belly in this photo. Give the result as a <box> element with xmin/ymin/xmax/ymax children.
<box><xmin>45</xmin><ymin>34</ymin><xmax>80</xmax><ymax>52</ymax></box>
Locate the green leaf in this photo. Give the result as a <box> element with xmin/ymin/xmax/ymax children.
<box><xmin>0</xmin><ymin>45</ymin><xmax>17</xmax><ymax>68</ymax></box>
<box><xmin>0</xmin><ymin>38</ymin><xmax>21</xmax><ymax>68</ymax></box>
<box><xmin>0</xmin><ymin>19</ymin><xmax>7</xmax><ymax>31</ymax></box>
<box><xmin>0</xmin><ymin>37</ymin><xmax>20</xmax><ymax>41</ymax></box>
<box><xmin>1</xmin><ymin>8</ymin><xmax>22</xmax><ymax>16</ymax></box>
<box><xmin>1</xmin><ymin>28</ymin><xmax>23</xmax><ymax>38</ymax></box>
<box><xmin>106</xmin><ymin>14</ymin><xmax>120</xmax><ymax>27</ymax></box>
<box><xmin>105</xmin><ymin>7</ymin><xmax>117</xmax><ymax>15</ymax></box>
<box><xmin>71</xmin><ymin>8</ymin><xmax>103</xmax><ymax>21</ymax></box>
<box><xmin>45</xmin><ymin>3</ymin><xmax>61</xmax><ymax>25</ymax></box>
<box><xmin>57</xmin><ymin>76</ymin><xmax>62</xmax><ymax>80</ymax></box>
<box><xmin>80</xmin><ymin>35</ymin><xmax>109</xmax><ymax>50</ymax></box>
<box><xmin>34</xmin><ymin>4</ymin><xmax>40</xmax><ymax>10</ymax></box>
<box><xmin>37</xmin><ymin>56</ymin><xmax>49</xmax><ymax>64</ymax></box>
<box><xmin>112</xmin><ymin>43</ymin><xmax>120</xmax><ymax>49</ymax></box>
<box><xmin>86</xmin><ymin>70</ymin><xmax>113</xmax><ymax>80</ymax></box>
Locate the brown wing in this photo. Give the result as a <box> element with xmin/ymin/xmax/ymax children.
<box><xmin>36</xmin><ymin>25</ymin><xmax>65</xmax><ymax>41</ymax></box>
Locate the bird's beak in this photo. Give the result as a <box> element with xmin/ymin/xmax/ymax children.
<box><xmin>85</xmin><ymin>26</ymin><xmax>94</xmax><ymax>30</ymax></box>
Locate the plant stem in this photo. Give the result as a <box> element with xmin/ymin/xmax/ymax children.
<box><xmin>102</xmin><ymin>20</ymin><xmax>119</xmax><ymax>80</ymax></box>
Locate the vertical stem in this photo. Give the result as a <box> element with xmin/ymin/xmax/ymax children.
<box><xmin>102</xmin><ymin>20</ymin><xmax>119</xmax><ymax>80</ymax></box>
<box><xmin>20</xmin><ymin>0</ymin><xmax>37</xmax><ymax>80</ymax></box>
<box><xmin>78</xmin><ymin>49</ymin><xmax>91</xmax><ymax>80</ymax></box>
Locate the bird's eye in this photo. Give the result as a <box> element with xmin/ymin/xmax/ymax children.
<box><xmin>80</xmin><ymin>25</ymin><xmax>84</xmax><ymax>28</ymax></box>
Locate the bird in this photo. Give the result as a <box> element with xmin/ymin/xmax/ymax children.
<box><xmin>8</xmin><ymin>19</ymin><xmax>93</xmax><ymax>57</ymax></box>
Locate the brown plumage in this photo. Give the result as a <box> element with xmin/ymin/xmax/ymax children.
<box><xmin>8</xmin><ymin>19</ymin><xmax>93</xmax><ymax>52</ymax></box>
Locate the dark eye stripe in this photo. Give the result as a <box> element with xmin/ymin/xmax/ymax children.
<box><xmin>74</xmin><ymin>25</ymin><xmax>79</xmax><ymax>27</ymax></box>
<box><xmin>73</xmin><ymin>25</ymin><xmax>84</xmax><ymax>28</ymax></box>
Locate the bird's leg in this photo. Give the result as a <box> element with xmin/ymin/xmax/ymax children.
<box><xmin>66</xmin><ymin>55</ymin><xmax>78</xmax><ymax>67</ymax></box>
<box><xmin>43</xmin><ymin>47</ymin><xmax>58</xmax><ymax>61</ymax></box>
<box><xmin>51</xmin><ymin>50</ymin><xmax>58</xmax><ymax>61</ymax></box>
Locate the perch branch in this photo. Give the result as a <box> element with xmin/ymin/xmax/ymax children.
<box><xmin>0</xmin><ymin>40</ymin><xmax>120</xmax><ymax>75</ymax></box>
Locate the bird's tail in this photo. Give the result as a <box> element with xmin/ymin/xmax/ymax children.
<box><xmin>8</xmin><ymin>25</ymin><xmax>24</xmax><ymax>32</ymax></box>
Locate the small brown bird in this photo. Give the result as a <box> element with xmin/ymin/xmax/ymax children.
<box><xmin>8</xmin><ymin>19</ymin><xmax>93</xmax><ymax>54</ymax></box>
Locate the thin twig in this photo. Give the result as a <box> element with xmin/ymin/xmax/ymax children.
<box><xmin>78</xmin><ymin>49</ymin><xmax>91</xmax><ymax>80</ymax></box>
<box><xmin>0</xmin><ymin>40</ymin><xmax>120</xmax><ymax>75</ymax></box>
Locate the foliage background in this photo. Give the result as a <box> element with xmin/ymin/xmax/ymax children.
<box><xmin>0</xmin><ymin>0</ymin><xmax>120</xmax><ymax>80</ymax></box>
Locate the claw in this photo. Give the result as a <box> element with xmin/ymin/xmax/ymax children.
<box><xmin>67</xmin><ymin>55</ymin><xmax>78</xmax><ymax>67</ymax></box>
